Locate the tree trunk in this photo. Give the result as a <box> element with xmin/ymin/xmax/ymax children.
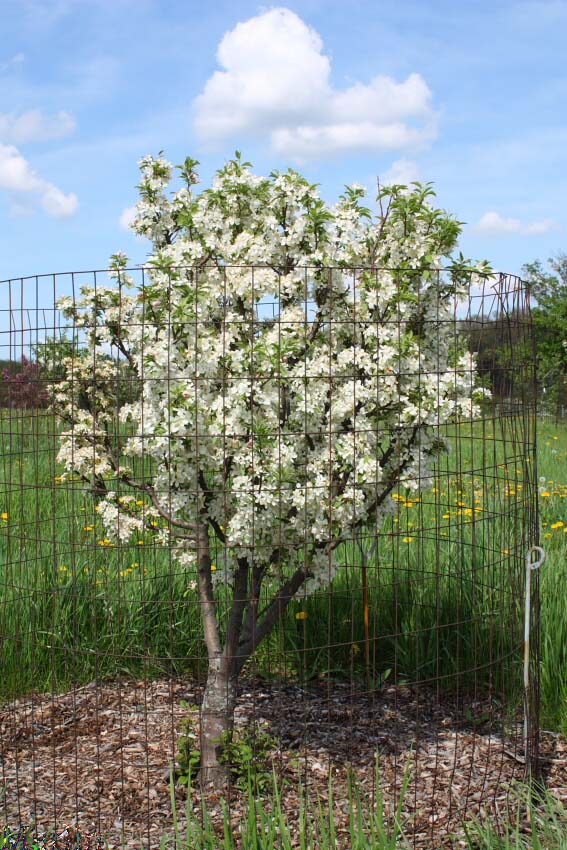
<box><xmin>199</xmin><ymin>655</ymin><xmax>238</xmax><ymax>786</ymax></box>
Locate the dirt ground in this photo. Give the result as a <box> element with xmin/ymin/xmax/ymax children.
<box><xmin>1</xmin><ymin>677</ymin><xmax>566</xmax><ymax>849</ymax></box>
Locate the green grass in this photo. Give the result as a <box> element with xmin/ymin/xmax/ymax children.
<box><xmin>165</xmin><ymin>761</ymin><xmax>411</xmax><ymax>850</ymax></box>
<box><xmin>1</xmin><ymin>407</ymin><xmax>564</xmax><ymax>736</ymax></box>
<box><xmin>530</xmin><ymin>418</ymin><xmax>567</xmax><ymax>734</ymax></box>
<box><xmin>3</xmin><ymin>774</ymin><xmax>567</xmax><ymax>850</ymax></box>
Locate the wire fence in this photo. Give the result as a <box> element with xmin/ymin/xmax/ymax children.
<box><xmin>0</xmin><ymin>265</ymin><xmax>539</xmax><ymax>848</ymax></box>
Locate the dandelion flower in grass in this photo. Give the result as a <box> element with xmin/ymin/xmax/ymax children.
<box><xmin>83</xmin><ymin>525</ymin><xmax>94</xmax><ymax>532</ymax></box>
<box><xmin>210</xmin><ymin>564</ymin><xmax>217</xmax><ymax>572</ymax></box>
<box><xmin>402</xmin><ymin>536</ymin><xmax>414</xmax><ymax>544</ymax></box>
<box><xmin>58</xmin><ymin>565</ymin><xmax>68</xmax><ymax>572</ymax></box>
<box><xmin>541</xmin><ymin>491</ymin><xmax>551</xmax><ymax>498</ymax></box>
<box><xmin>544</xmin><ymin>532</ymin><xmax>553</xmax><ymax>539</ymax></box>
<box><xmin>0</xmin><ymin>512</ymin><xmax>8</xmax><ymax>520</ymax></box>
<box><xmin>442</xmin><ymin>513</ymin><xmax>451</xmax><ymax>519</ymax></box>
<box><xmin>295</xmin><ymin>611</ymin><xmax>308</xmax><ymax>620</ymax></box>
<box><xmin>551</xmin><ymin>521</ymin><xmax>565</xmax><ymax>529</ymax></box>
<box><xmin>501</xmin><ymin>549</ymin><xmax>510</xmax><ymax>556</ymax></box>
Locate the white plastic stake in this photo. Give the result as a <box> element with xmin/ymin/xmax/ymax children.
<box><xmin>523</xmin><ymin>545</ymin><xmax>545</xmax><ymax>763</ymax></box>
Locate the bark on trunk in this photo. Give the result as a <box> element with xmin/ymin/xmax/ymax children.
<box><xmin>199</xmin><ymin>656</ymin><xmax>237</xmax><ymax>786</ymax></box>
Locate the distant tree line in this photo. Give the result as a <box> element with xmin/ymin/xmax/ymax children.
<box><xmin>0</xmin><ymin>333</ymin><xmax>139</xmax><ymax>410</ymax></box>
<box><xmin>460</xmin><ymin>254</ymin><xmax>567</xmax><ymax>412</ymax></box>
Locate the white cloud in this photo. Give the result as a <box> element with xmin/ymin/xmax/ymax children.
<box><xmin>0</xmin><ymin>109</ymin><xmax>76</xmax><ymax>144</ymax></box>
<box><xmin>194</xmin><ymin>8</ymin><xmax>437</xmax><ymax>161</ymax></box>
<box><xmin>119</xmin><ymin>204</ymin><xmax>137</xmax><ymax>230</ymax></box>
<box><xmin>0</xmin><ymin>143</ymin><xmax>78</xmax><ymax>218</ymax></box>
<box><xmin>381</xmin><ymin>158</ymin><xmax>421</xmax><ymax>186</ymax></box>
<box><xmin>41</xmin><ymin>184</ymin><xmax>78</xmax><ymax>217</ymax></box>
<box><xmin>475</xmin><ymin>211</ymin><xmax>558</xmax><ymax>236</ymax></box>
<box><xmin>0</xmin><ymin>52</ymin><xmax>25</xmax><ymax>73</ymax></box>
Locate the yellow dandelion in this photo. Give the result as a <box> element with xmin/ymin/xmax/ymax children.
<box><xmin>541</xmin><ymin>492</ymin><xmax>551</xmax><ymax>498</ymax></box>
<box><xmin>551</xmin><ymin>521</ymin><xmax>564</xmax><ymax>529</ymax></box>
<box><xmin>402</xmin><ymin>536</ymin><xmax>414</xmax><ymax>543</ymax></box>
<box><xmin>210</xmin><ymin>564</ymin><xmax>217</xmax><ymax>572</ymax></box>
<box><xmin>442</xmin><ymin>513</ymin><xmax>451</xmax><ymax>519</ymax></box>
<box><xmin>295</xmin><ymin>611</ymin><xmax>308</xmax><ymax>620</ymax></box>
<box><xmin>83</xmin><ymin>525</ymin><xmax>94</xmax><ymax>532</ymax></box>
<box><xmin>136</xmin><ymin>500</ymin><xmax>144</xmax><ymax>506</ymax></box>
<box><xmin>544</xmin><ymin>532</ymin><xmax>553</xmax><ymax>539</ymax></box>
<box><xmin>137</xmin><ymin>540</ymin><xmax>144</xmax><ymax>545</ymax></box>
<box><xmin>54</xmin><ymin>475</ymin><xmax>63</xmax><ymax>483</ymax></box>
<box><xmin>1</xmin><ymin>512</ymin><xmax>8</xmax><ymax>520</ymax></box>
<box><xmin>57</xmin><ymin>565</ymin><xmax>68</xmax><ymax>572</ymax></box>
<box><xmin>501</xmin><ymin>549</ymin><xmax>510</xmax><ymax>556</ymax></box>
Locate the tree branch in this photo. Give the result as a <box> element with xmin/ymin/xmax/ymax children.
<box><xmin>196</xmin><ymin>520</ymin><xmax>222</xmax><ymax>658</ymax></box>
<box><xmin>234</xmin><ymin>565</ymin><xmax>307</xmax><ymax>673</ymax></box>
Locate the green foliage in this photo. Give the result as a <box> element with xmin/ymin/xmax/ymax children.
<box><xmin>175</xmin><ymin>707</ymin><xmax>202</xmax><ymax>787</ymax></box>
<box><xmin>175</xmin><ymin>710</ymin><xmax>278</xmax><ymax>792</ymax></box>
<box><xmin>522</xmin><ymin>254</ymin><xmax>567</xmax><ymax>410</ymax></box>
<box><xmin>219</xmin><ymin>725</ymin><xmax>279</xmax><ymax>792</ymax></box>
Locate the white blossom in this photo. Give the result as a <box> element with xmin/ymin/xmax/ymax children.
<box><xmin>52</xmin><ymin>153</ymin><xmax>489</xmax><ymax>602</ymax></box>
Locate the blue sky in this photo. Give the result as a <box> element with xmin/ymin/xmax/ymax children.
<box><xmin>0</xmin><ymin>0</ymin><xmax>565</xmax><ymax>281</ymax></box>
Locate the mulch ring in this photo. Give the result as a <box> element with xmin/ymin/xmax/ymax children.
<box><xmin>0</xmin><ymin>678</ymin><xmax>566</xmax><ymax>849</ymax></box>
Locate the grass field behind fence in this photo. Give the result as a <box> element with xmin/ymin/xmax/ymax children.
<box><xmin>1</xmin><ymin>410</ymin><xmax>566</xmax><ymax>734</ymax></box>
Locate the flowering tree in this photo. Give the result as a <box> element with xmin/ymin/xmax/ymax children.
<box><xmin>53</xmin><ymin>152</ymin><xmax>489</xmax><ymax>784</ymax></box>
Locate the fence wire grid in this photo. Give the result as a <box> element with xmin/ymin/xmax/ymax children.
<box><xmin>0</xmin><ymin>265</ymin><xmax>539</xmax><ymax>848</ymax></box>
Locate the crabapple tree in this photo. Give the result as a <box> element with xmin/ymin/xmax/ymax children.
<box><xmin>53</xmin><ymin>152</ymin><xmax>489</xmax><ymax>784</ymax></box>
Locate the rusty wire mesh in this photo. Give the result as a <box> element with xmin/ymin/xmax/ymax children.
<box><xmin>0</xmin><ymin>265</ymin><xmax>539</xmax><ymax>848</ymax></box>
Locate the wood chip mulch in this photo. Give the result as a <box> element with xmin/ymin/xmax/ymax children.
<box><xmin>0</xmin><ymin>678</ymin><xmax>566</xmax><ymax>849</ymax></box>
